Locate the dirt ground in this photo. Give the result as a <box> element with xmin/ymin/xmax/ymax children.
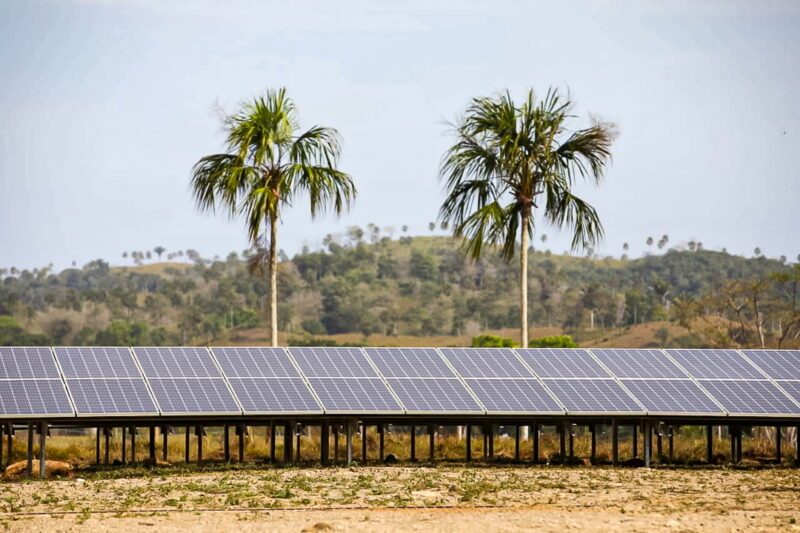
<box><xmin>1</xmin><ymin>466</ymin><xmax>798</xmax><ymax>532</ymax></box>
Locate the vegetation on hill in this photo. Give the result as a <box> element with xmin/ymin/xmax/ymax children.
<box><xmin>0</xmin><ymin>234</ymin><xmax>797</xmax><ymax>348</ymax></box>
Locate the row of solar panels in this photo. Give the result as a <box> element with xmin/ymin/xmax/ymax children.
<box><xmin>1</xmin><ymin>347</ymin><xmax>799</xmax><ymax>419</ymax></box>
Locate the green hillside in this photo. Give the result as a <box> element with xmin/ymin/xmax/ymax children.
<box><xmin>1</xmin><ymin>235</ymin><xmax>797</xmax><ymax>348</ymax></box>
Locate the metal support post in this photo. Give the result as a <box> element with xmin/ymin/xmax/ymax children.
<box><xmin>706</xmin><ymin>425</ymin><xmax>713</xmax><ymax>464</ymax></box>
<box><xmin>488</xmin><ymin>425</ymin><xmax>494</xmax><ymax>458</ymax></box>
<box><xmin>284</xmin><ymin>423</ymin><xmax>293</xmax><ymax>463</ymax></box>
<box><xmin>482</xmin><ymin>426</ymin><xmax>487</xmax><ymax>459</ymax></box>
<box><xmin>656</xmin><ymin>424</ymin><xmax>663</xmax><ymax>459</ymax></box>
<box><xmin>632</xmin><ymin>424</ymin><xmax>638</xmax><ymax>458</ymax></box>
<box><xmin>196</xmin><ymin>425</ymin><xmax>203</xmax><ymax>463</ymax></box>
<box><xmin>668</xmin><ymin>426</ymin><xmax>674</xmax><ymax>461</ymax></box>
<box><xmin>104</xmin><ymin>427</ymin><xmax>110</xmax><ymax>464</ymax></box>
<box><xmin>590</xmin><ymin>424</ymin><xmax>596</xmax><ymax>463</ymax></box>
<box><xmin>378</xmin><ymin>424</ymin><xmax>384</xmax><ymax>461</ymax></box>
<box><xmin>332</xmin><ymin>425</ymin><xmax>338</xmax><ymax>464</ymax></box>
<box><xmin>776</xmin><ymin>426</ymin><xmax>782</xmax><ymax>464</ymax></box>
<box><xmin>794</xmin><ymin>425</ymin><xmax>799</xmax><ymax>467</ymax></box>
<box><xmin>296</xmin><ymin>425</ymin><xmax>301</xmax><ymax>462</ymax></box>
<box><xmin>466</xmin><ymin>424</ymin><xmax>472</xmax><ymax>461</ymax></box>
<box><xmin>184</xmin><ymin>426</ymin><xmax>190</xmax><ymax>463</ymax></box>
<box><xmin>321</xmin><ymin>421</ymin><xmax>329</xmax><ymax>466</ymax></box>
<box><xmin>515</xmin><ymin>425</ymin><xmax>520</xmax><ymax>461</ymax></box>
<box><xmin>361</xmin><ymin>422</ymin><xmax>367</xmax><ymax>462</ymax></box>
<box><xmin>163</xmin><ymin>426</ymin><xmax>168</xmax><ymax>462</ymax></box>
<box><xmin>131</xmin><ymin>426</ymin><xmax>136</xmax><ymax>463</ymax></box>
<box><xmin>95</xmin><ymin>426</ymin><xmax>101</xmax><ymax>464</ymax></box>
<box><xmin>149</xmin><ymin>426</ymin><xmax>156</xmax><ymax>462</ymax></box>
<box><xmin>270</xmin><ymin>422</ymin><xmax>276</xmax><ymax>463</ymax></box>
<box><xmin>346</xmin><ymin>421</ymin><xmax>353</xmax><ymax>466</ymax></box>
<box><xmin>533</xmin><ymin>423</ymin><xmax>539</xmax><ymax>463</ymax></box>
<box><xmin>644</xmin><ymin>421</ymin><xmax>652</xmax><ymax>468</ymax></box>
<box><xmin>39</xmin><ymin>421</ymin><xmax>46</xmax><ymax>479</ymax></box>
<box><xmin>410</xmin><ymin>424</ymin><xmax>416</xmax><ymax>461</ymax></box>
<box><xmin>121</xmin><ymin>426</ymin><xmax>126</xmax><ymax>465</ymax></box>
<box><xmin>428</xmin><ymin>425</ymin><xmax>435</xmax><ymax>461</ymax></box>
<box><xmin>568</xmin><ymin>425</ymin><xmax>574</xmax><ymax>461</ymax></box>
<box><xmin>223</xmin><ymin>424</ymin><xmax>230</xmax><ymax>462</ymax></box>
<box><xmin>559</xmin><ymin>423</ymin><xmax>566</xmax><ymax>459</ymax></box>
<box><xmin>611</xmin><ymin>419</ymin><xmax>619</xmax><ymax>466</ymax></box>
<box><xmin>6</xmin><ymin>425</ymin><xmax>12</xmax><ymax>467</ymax></box>
<box><xmin>730</xmin><ymin>426</ymin><xmax>736</xmax><ymax>463</ymax></box>
<box><xmin>238</xmin><ymin>425</ymin><xmax>245</xmax><ymax>462</ymax></box>
<box><xmin>26</xmin><ymin>422</ymin><xmax>33</xmax><ymax>478</ymax></box>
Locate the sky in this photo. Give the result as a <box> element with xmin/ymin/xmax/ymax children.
<box><xmin>1</xmin><ymin>0</ymin><xmax>799</xmax><ymax>271</ymax></box>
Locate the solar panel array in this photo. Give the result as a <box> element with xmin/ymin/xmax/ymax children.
<box><xmin>439</xmin><ymin>348</ymin><xmax>562</xmax><ymax>414</ymax></box>
<box><xmin>0</xmin><ymin>347</ymin><xmax>73</xmax><ymax>417</ymax></box>
<box><xmin>2</xmin><ymin>346</ymin><xmax>800</xmax><ymax>419</ymax></box>
<box><xmin>366</xmin><ymin>348</ymin><xmax>483</xmax><ymax>413</ymax></box>
<box><xmin>515</xmin><ymin>348</ymin><xmax>644</xmax><ymax>414</ymax></box>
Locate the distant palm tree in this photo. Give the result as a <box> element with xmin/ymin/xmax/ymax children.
<box><xmin>402</xmin><ymin>225</ymin><xmax>409</xmax><ymax>233</ymax></box>
<box><xmin>191</xmin><ymin>88</ymin><xmax>355</xmax><ymax>346</ymax></box>
<box><xmin>754</xmin><ymin>247</ymin><xmax>762</xmax><ymax>257</ymax></box>
<box><xmin>154</xmin><ymin>246</ymin><xmax>166</xmax><ymax>259</ymax></box>
<box><xmin>439</xmin><ymin>88</ymin><xmax>615</xmax><ymax>345</ymax></box>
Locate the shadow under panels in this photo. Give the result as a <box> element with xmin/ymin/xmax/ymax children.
<box><xmin>514</xmin><ymin>348</ymin><xmax>644</xmax><ymax>415</ymax></box>
<box><xmin>54</xmin><ymin>347</ymin><xmax>158</xmax><ymax>416</ymax></box>
<box><xmin>364</xmin><ymin>347</ymin><xmax>484</xmax><ymax>414</ymax></box>
<box><xmin>287</xmin><ymin>347</ymin><xmax>403</xmax><ymax>414</ymax></box>
<box><xmin>132</xmin><ymin>347</ymin><xmax>240</xmax><ymax>415</ymax></box>
<box><xmin>666</xmin><ymin>349</ymin><xmax>800</xmax><ymax>417</ymax></box>
<box><xmin>0</xmin><ymin>347</ymin><xmax>73</xmax><ymax>418</ymax></box>
<box><xmin>437</xmin><ymin>348</ymin><xmax>563</xmax><ymax>415</ymax></box>
<box><xmin>589</xmin><ymin>348</ymin><xmax>724</xmax><ymax>416</ymax></box>
<box><xmin>210</xmin><ymin>347</ymin><xmax>322</xmax><ymax>415</ymax></box>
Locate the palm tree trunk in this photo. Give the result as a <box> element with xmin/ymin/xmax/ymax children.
<box><xmin>269</xmin><ymin>212</ymin><xmax>279</xmax><ymax>347</ymax></box>
<box><xmin>520</xmin><ymin>213</ymin><xmax>529</xmax><ymax>347</ymax></box>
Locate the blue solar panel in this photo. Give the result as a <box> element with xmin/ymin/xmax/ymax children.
<box><xmin>439</xmin><ymin>348</ymin><xmax>532</xmax><ymax>378</ymax></box>
<box><xmin>306</xmin><ymin>378</ymin><xmax>403</xmax><ymax>412</ymax></box>
<box><xmin>386</xmin><ymin>378</ymin><xmax>484</xmax><ymax>413</ymax></box>
<box><xmin>0</xmin><ymin>347</ymin><xmax>59</xmax><ymax>378</ymax></box>
<box><xmin>742</xmin><ymin>350</ymin><xmax>800</xmax><ymax>380</ymax></box>
<box><xmin>464</xmin><ymin>379</ymin><xmax>563</xmax><ymax>413</ymax></box>
<box><xmin>228</xmin><ymin>378</ymin><xmax>321</xmax><ymax>414</ymax></box>
<box><xmin>666</xmin><ymin>349</ymin><xmax>762</xmax><ymax>379</ymax></box>
<box><xmin>698</xmin><ymin>380</ymin><xmax>800</xmax><ymax>415</ymax></box>
<box><xmin>0</xmin><ymin>380</ymin><xmax>73</xmax><ymax>416</ymax></box>
<box><xmin>67</xmin><ymin>379</ymin><xmax>158</xmax><ymax>415</ymax></box>
<box><xmin>288</xmin><ymin>347</ymin><xmax>378</xmax><ymax>378</ymax></box>
<box><xmin>147</xmin><ymin>378</ymin><xmax>241</xmax><ymax>414</ymax></box>
<box><xmin>515</xmin><ymin>348</ymin><xmax>609</xmax><ymax>378</ymax></box>
<box><xmin>543</xmin><ymin>379</ymin><xmax>643</xmax><ymax>413</ymax></box>
<box><xmin>621</xmin><ymin>379</ymin><xmax>723</xmax><ymax>414</ymax></box>
<box><xmin>211</xmin><ymin>347</ymin><xmax>300</xmax><ymax>378</ymax></box>
<box><xmin>54</xmin><ymin>347</ymin><xmax>141</xmax><ymax>378</ymax></box>
<box><xmin>590</xmin><ymin>348</ymin><xmax>686</xmax><ymax>379</ymax></box>
<box><xmin>133</xmin><ymin>347</ymin><xmax>221</xmax><ymax>378</ymax></box>
<box><xmin>365</xmin><ymin>347</ymin><xmax>454</xmax><ymax>378</ymax></box>
<box><xmin>777</xmin><ymin>381</ymin><xmax>800</xmax><ymax>404</ymax></box>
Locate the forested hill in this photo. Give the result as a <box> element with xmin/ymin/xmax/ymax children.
<box><xmin>0</xmin><ymin>236</ymin><xmax>795</xmax><ymax>348</ymax></box>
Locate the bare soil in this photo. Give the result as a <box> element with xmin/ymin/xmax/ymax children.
<box><xmin>1</xmin><ymin>466</ymin><xmax>798</xmax><ymax>532</ymax></box>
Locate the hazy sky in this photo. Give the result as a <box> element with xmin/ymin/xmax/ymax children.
<box><xmin>1</xmin><ymin>0</ymin><xmax>799</xmax><ymax>271</ymax></box>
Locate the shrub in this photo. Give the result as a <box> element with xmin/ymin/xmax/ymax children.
<box><xmin>528</xmin><ymin>335</ymin><xmax>578</xmax><ymax>348</ymax></box>
<box><xmin>471</xmin><ymin>335</ymin><xmax>519</xmax><ymax>348</ymax></box>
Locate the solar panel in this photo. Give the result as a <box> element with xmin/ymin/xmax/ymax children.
<box><xmin>463</xmin><ymin>379</ymin><xmax>563</xmax><ymax>413</ymax></box>
<box><xmin>698</xmin><ymin>380</ymin><xmax>800</xmax><ymax>415</ymax></box>
<box><xmin>439</xmin><ymin>348</ymin><xmax>532</xmax><ymax>378</ymax></box>
<box><xmin>515</xmin><ymin>348</ymin><xmax>609</xmax><ymax>378</ymax></box>
<box><xmin>621</xmin><ymin>379</ymin><xmax>723</xmax><ymax>414</ymax></box>
<box><xmin>54</xmin><ymin>347</ymin><xmax>141</xmax><ymax>378</ymax></box>
<box><xmin>132</xmin><ymin>347</ymin><xmax>221</xmax><ymax>378</ymax></box>
<box><xmin>777</xmin><ymin>381</ymin><xmax>800</xmax><ymax>404</ymax></box>
<box><xmin>67</xmin><ymin>379</ymin><xmax>158</xmax><ymax>415</ymax></box>
<box><xmin>590</xmin><ymin>348</ymin><xmax>686</xmax><ymax>379</ymax></box>
<box><xmin>306</xmin><ymin>378</ymin><xmax>403</xmax><ymax>413</ymax></box>
<box><xmin>211</xmin><ymin>347</ymin><xmax>301</xmax><ymax>378</ymax></box>
<box><xmin>365</xmin><ymin>347</ymin><xmax>454</xmax><ymax>378</ymax></box>
<box><xmin>147</xmin><ymin>378</ymin><xmax>241</xmax><ymax>414</ymax></box>
<box><xmin>288</xmin><ymin>347</ymin><xmax>378</xmax><ymax>377</ymax></box>
<box><xmin>385</xmin><ymin>378</ymin><xmax>484</xmax><ymax>413</ymax></box>
<box><xmin>227</xmin><ymin>377</ymin><xmax>322</xmax><ymax>414</ymax></box>
<box><xmin>666</xmin><ymin>349</ymin><xmax>763</xmax><ymax>379</ymax></box>
<box><xmin>0</xmin><ymin>380</ymin><xmax>73</xmax><ymax>417</ymax></box>
<box><xmin>542</xmin><ymin>379</ymin><xmax>643</xmax><ymax>413</ymax></box>
<box><xmin>741</xmin><ymin>350</ymin><xmax>800</xmax><ymax>380</ymax></box>
<box><xmin>0</xmin><ymin>347</ymin><xmax>60</xmax><ymax>378</ymax></box>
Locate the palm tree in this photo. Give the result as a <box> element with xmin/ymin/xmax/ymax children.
<box><xmin>154</xmin><ymin>246</ymin><xmax>166</xmax><ymax>259</ymax></box>
<box><xmin>439</xmin><ymin>88</ymin><xmax>615</xmax><ymax>345</ymax></box>
<box><xmin>191</xmin><ymin>88</ymin><xmax>355</xmax><ymax>346</ymax></box>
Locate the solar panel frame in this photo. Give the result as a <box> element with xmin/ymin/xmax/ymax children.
<box><xmin>210</xmin><ymin>346</ymin><xmax>304</xmax><ymax>378</ymax></box>
<box><xmin>463</xmin><ymin>378</ymin><xmax>564</xmax><ymax>414</ymax></box>
<box><xmin>305</xmin><ymin>377</ymin><xmax>405</xmax><ymax>414</ymax></box>
<box><xmin>665</xmin><ymin>349</ymin><xmax>765</xmax><ymax>380</ymax></box>
<box><xmin>740</xmin><ymin>350</ymin><xmax>800</xmax><ymax>380</ymax></box>
<box><xmin>540</xmin><ymin>378</ymin><xmax>646</xmax><ymax>415</ymax></box>
<box><xmin>438</xmin><ymin>347</ymin><xmax>534</xmax><ymax>378</ymax></box>
<box><xmin>514</xmin><ymin>348</ymin><xmax>612</xmax><ymax>378</ymax></box>
<box><xmin>384</xmin><ymin>377</ymin><xmax>485</xmax><ymax>414</ymax></box>
<box><xmin>66</xmin><ymin>378</ymin><xmax>160</xmax><ymax>416</ymax></box>
<box><xmin>588</xmin><ymin>348</ymin><xmax>688</xmax><ymax>379</ymax></box>
<box><xmin>0</xmin><ymin>346</ymin><xmax>62</xmax><ymax>379</ymax></box>
<box><xmin>0</xmin><ymin>379</ymin><xmax>75</xmax><ymax>418</ymax></box>
<box><xmin>364</xmin><ymin>347</ymin><xmax>457</xmax><ymax>378</ymax></box>
<box><xmin>697</xmin><ymin>379</ymin><xmax>800</xmax><ymax>416</ymax></box>
<box><xmin>146</xmin><ymin>377</ymin><xmax>242</xmax><ymax>415</ymax></box>
<box><xmin>619</xmin><ymin>379</ymin><xmax>725</xmax><ymax>415</ymax></box>
<box><xmin>287</xmin><ymin>346</ymin><xmax>380</xmax><ymax>378</ymax></box>
<box><xmin>227</xmin><ymin>377</ymin><xmax>323</xmax><ymax>415</ymax></box>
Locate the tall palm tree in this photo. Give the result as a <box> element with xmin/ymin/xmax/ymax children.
<box><xmin>191</xmin><ymin>88</ymin><xmax>355</xmax><ymax>346</ymax></box>
<box><xmin>439</xmin><ymin>88</ymin><xmax>615</xmax><ymax>346</ymax></box>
